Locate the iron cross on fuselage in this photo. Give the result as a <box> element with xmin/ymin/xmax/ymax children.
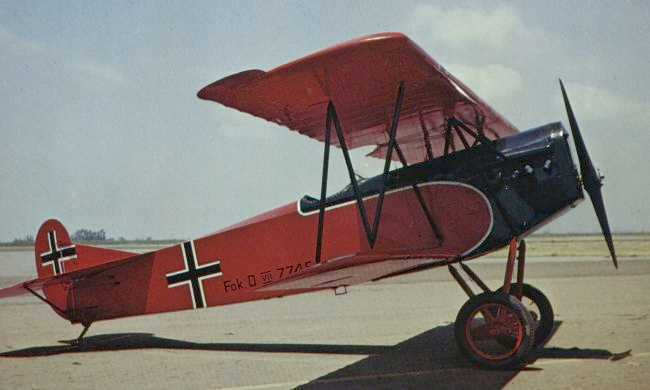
<box><xmin>40</xmin><ymin>231</ymin><xmax>77</xmax><ymax>275</ymax></box>
<box><xmin>166</xmin><ymin>241</ymin><xmax>222</xmax><ymax>309</ymax></box>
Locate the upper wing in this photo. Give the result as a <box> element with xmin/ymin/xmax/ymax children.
<box><xmin>198</xmin><ymin>32</ymin><xmax>518</xmax><ymax>163</ymax></box>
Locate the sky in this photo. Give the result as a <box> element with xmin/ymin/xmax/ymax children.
<box><xmin>1</xmin><ymin>1</ymin><xmax>649</xmax><ymax>241</ymax></box>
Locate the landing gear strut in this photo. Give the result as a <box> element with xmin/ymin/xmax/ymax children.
<box><xmin>58</xmin><ymin>321</ymin><xmax>93</xmax><ymax>347</ymax></box>
<box><xmin>76</xmin><ymin>322</ymin><xmax>92</xmax><ymax>345</ymax></box>
<box><xmin>449</xmin><ymin>239</ymin><xmax>554</xmax><ymax>368</ymax></box>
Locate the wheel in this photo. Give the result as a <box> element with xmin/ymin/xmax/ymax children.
<box><xmin>454</xmin><ymin>292</ymin><xmax>535</xmax><ymax>369</ymax></box>
<box><xmin>497</xmin><ymin>283</ymin><xmax>554</xmax><ymax>347</ymax></box>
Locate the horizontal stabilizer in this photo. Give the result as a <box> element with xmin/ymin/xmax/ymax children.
<box><xmin>0</xmin><ymin>254</ymin><xmax>137</xmax><ymax>300</ymax></box>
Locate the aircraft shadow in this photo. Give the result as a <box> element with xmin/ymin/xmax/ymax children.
<box><xmin>0</xmin><ymin>333</ymin><xmax>392</xmax><ymax>357</ymax></box>
<box><xmin>299</xmin><ymin>321</ymin><xmax>625</xmax><ymax>389</ymax></box>
<box><xmin>0</xmin><ymin>321</ymin><xmax>621</xmax><ymax>389</ymax></box>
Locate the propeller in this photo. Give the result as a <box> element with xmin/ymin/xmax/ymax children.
<box><xmin>559</xmin><ymin>79</ymin><xmax>618</xmax><ymax>268</ymax></box>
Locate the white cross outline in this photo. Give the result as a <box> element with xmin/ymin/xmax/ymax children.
<box><xmin>165</xmin><ymin>240</ymin><xmax>222</xmax><ymax>309</ymax></box>
<box><xmin>40</xmin><ymin>230</ymin><xmax>77</xmax><ymax>275</ymax></box>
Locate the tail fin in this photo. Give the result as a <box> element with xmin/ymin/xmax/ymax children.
<box><xmin>35</xmin><ymin>219</ymin><xmax>76</xmax><ymax>278</ymax></box>
<box><xmin>35</xmin><ymin>219</ymin><xmax>136</xmax><ymax>278</ymax></box>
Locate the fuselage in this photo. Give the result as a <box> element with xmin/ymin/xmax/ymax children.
<box><xmin>158</xmin><ymin>123</ymin><xmax>582</xmax><ymax>307</ymax></box>
<box><xmin>55</xmin><ymin>122</ymin><xmax>584</xmax><ymax>323</ymax></box>
<box><xmin>216</xmin><ymin>121</ymin><xmax>583</xmax><ymax>267</ymax></box>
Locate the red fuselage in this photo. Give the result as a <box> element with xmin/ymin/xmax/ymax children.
<box><xmin>37</xmin><ymin>123</ymin><xmax>581</xmax><ymax>324</ymax></box>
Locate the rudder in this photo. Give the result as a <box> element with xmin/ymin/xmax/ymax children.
<box><xmin>35</xmin><ymin>219</ymin><xmax>76</xmax><ymax>278</ymax></box>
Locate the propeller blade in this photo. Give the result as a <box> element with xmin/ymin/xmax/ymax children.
<box><xmin>559</xmin><ymin>79</ymin><xmax>618</xmax><ymax>268</ymax></box>
<box><xmin>559</xmin><ymin>80</ymin><xmax>598</xmax><ymax>191</ymax></box>
<box><xmin>588</xmin><ymin>187</ymin><xmax>618</xmax><ymax>268</ymax></box>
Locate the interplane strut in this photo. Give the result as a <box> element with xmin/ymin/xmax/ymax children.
<box><xmin>314</xmin><ymin>82</ymin><xmax>443</xmax><ymax>263</ymax></box>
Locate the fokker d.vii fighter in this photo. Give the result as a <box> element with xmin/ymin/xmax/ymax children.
<box><xmin>0</xmin><ymin>33</ymin><xmax>617</xmax><ymax>368</ymax></box>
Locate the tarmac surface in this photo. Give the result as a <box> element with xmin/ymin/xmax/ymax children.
<box><xmin>1</xmin><ymin>256</ymin><xmax>649</xmax><ymax>389</ymax></box>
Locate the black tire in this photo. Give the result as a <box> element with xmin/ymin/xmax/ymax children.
<box><xmin>497</xmin><ymin>283</ymin><xmax>554</xmax><ymax>347</ymax></box>
<box><xmin>455</xmin><ymin>292</ymin><xmax>535</xmax><ymax>369</ymax></box>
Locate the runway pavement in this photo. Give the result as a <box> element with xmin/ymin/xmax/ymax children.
<box><xmin>1</xmin><ymin>256</ymin><xmax>649</xmax><ymax>389</ymax></box>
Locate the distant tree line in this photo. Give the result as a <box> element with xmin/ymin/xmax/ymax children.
<box><xmin>5</xmin><ymin>229</ymin><xmax>106</xmax><ymax>244</ymax></box>
<box><xmin>4</xmin><ymin>228</ymin><xmax>183</xmax><ymax>246</ymax></box>
<box><xmin>10</xmin><ymin>235</ymin><xmax>34</xmax><ymax>245</ymax></box>
<box><xmin>71</xmin><ymin>229</ymin><xmax>106</xmax><ymax>241</ymax></box>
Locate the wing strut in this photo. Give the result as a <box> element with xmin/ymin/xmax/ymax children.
<box><xmin>446</xmin><ymin>117</ymin><xmax>506</xmax><ymax>160</ymax></box>
<box><xmin>417</xmin><ymin>109</ymin><xmax>435</xmax><ymax>160</ymax></box>
<box><xmin>314</xmin><ymin>108</ymin><xmax>333</xmax><ymax>264</ymax></box>
<box><xmin>390</xmin><ymin>131</ymin><xmax>444</xmax><ymax>245</ymax></box>
<box><xmin>315</xmin><ymin>82</ymin><xmax>443</xmax><ymax>264</ymax></box>
<box><xmin>442</xmin><ymin>117</ymin><xmax>516</xmax><ymax>236</ymax></box>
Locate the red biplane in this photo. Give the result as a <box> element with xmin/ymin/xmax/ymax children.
<box><xmin>0</xmin><ymin>33</ymin><xmax>617</xmax><ymax>368</ymax></box>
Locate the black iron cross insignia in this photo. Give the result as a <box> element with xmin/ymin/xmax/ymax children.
<box><xmin>165</xmin><ymin>241</ymin><xmax>222</xmax><ymax>309</ymax></box>
<box><xmin>40</xmin><ymin>230</ymin><xmax>77</xmax><ymax>275</ymax></box>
